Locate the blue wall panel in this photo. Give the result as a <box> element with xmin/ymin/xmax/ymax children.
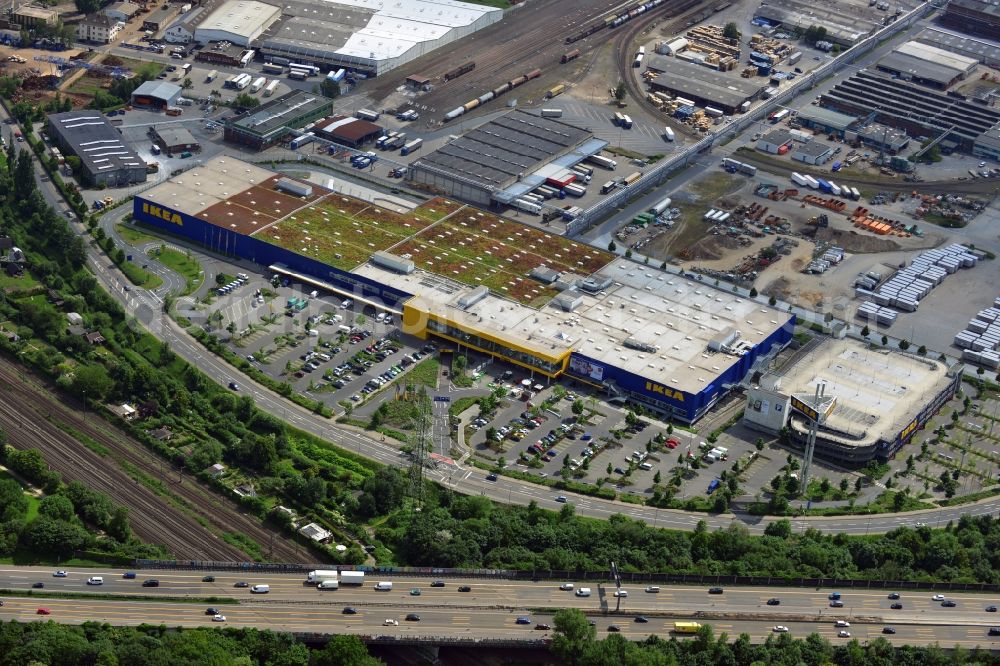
<box><xmin>133</xmin><ymin>197</ymin><xmax>413</xmax><ymax>308</ymax></box>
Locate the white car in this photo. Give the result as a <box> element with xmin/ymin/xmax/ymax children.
<box><xmin>86</xmin><ymin>577</ymin><xmax>104</xmax><ymax>586</ymax></box>
<box><xmin>836</xmin><ymin>620</ymin><xmax>851</xmax><ymax>628</ymax></box>
<box><xmin>52</xmin><ymin>571</ymin><xmax>67</xmax><ymax>578</ymax></box>
<box><xmin>980</xmin><ymin>162</ymin><xmax>988</xmax><ymax>168</ymax></box>
<box><xmin>838</xmin><ymin>630</ymin><xmax>851</xmax><ymax>638</ymax></box>
<box><xmin>614</xmin><ymin>590</ymin><xmax>628</xmax><ymax>598</ymax></box>
<box><xmin>383</xmin><ymin>619</ymin><xmax>399</xmax><ymax>626</ymax></box>
<box><xmin>212</xmin><ymin>614</ymin><xmax>226</xmax><ymax>622</ymax></box>
<box><xmin>772</xmin><ymin>626</ymin><xmax>789</xmax><ymax>633</ymax></box>
<box><xmin>559</xmin><ymin>583</ymin><xmax>575</xmax><ymax>591</ymax></box>
<box><xmin>932</xmin><ymin>594</ymin><xmax>946</xmax><ymax>601</ymax></box>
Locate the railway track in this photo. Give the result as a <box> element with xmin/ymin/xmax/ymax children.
<box><xmin>614</xmin><ymin>0</ymin><xmax>711</xmax><ymax>135</ymax></box>
<box><xmin>0</xmin><ymin>358</ymin><xmax>310</xmax><ymax>563</ymax></box>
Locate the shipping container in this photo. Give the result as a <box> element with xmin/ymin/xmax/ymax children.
<box><xmin>803</xmin><ymin>175</ymin><xmax>819</xmax><ymax>189</ymax></box>
<box><xmin>633</xmin><ymin>53</ymin><xmax>643</xmax><ymax>67</ymax></box>
<box><xmin>663</xmin><ymin>126</ymin><xmax>675</xmax><ymax>141</ymax></box>
<box><xmin>540</xmin><ymin>108</ymin><xmax>563</xmax><ymax>117</ymax></box>
<box><xmin>250</xmin><ymin>76</ymin><xmax>266</xmax><ymax>93</ymax></box>
<box><xmin>770</xmin><ymin>108</ymin><xmax>790</xmax><ymax>123</ymax></box>
<box><xmin>621</xmin><ymin>114</ymin><xmax>633</xmax><ymax>129</ymax></box>
<box><xmin>704</xmin><ymin>106</ymin><xmax>723</xmax><ymax>118</ymax></box>
<box><xmin>224</xmin><ymin>74</ymin><xmax>239</xmax><ymax>88</ymax></box>
<box><xmin>789</xmin><ymin>51</ymin><xmax>802</xmax><ymax>64</ymax></box>
<box><xmin>849</xmin><ymin>186</ymin><xmax>861</xmax><ymax>200</ymax></box>
<box><xmin>290</xmin><ymin>133</ymin><xmax>315</xmax><ymax>150</ymax></box>
<box><xmin>400</xmin><ymin>138</ymin><xmax>423</xmax><ymax>155</ymax></box>
<box><xmin>289</xmin><ymin>63</ymin><xmax>319</xmax><ymax>76</ymax></box>
<box><xmin>588</xmin><ymin>155</ymin><xmax>617</xmax><ymax>170</ymax></box>
<box><xmin>263</xmin><ymin>79</ymin><xmax>279</xmax><ymax>97</ymax></box>
<box><xmin>600</xmin><ymin>180</ymin><xmax>617</xmax><ymax>194</ymax></box>
<box><xmin>623</xmin><ymin>172</ymin><xmax>642</xmax><ymax>186</ymax></box>
<box><xmin>564</xmin><ymin>183</ymin><xmax>586</xmax><ymax>197</ymax></box>
<box><xmin>512</xmin><ymin>198</ymin><xmax>542</xmax><ymax>214</ymax></box>
<box><xmin>790</xmin><ymin>172</ymin><xmax>808</xmax><ymax>187</ymax></box>
<box><xmin>262</xmin><ymin>63</ymin><xmax>284</xmax><ymax>75</ymax></box>
<box><xmin>356</xmin><ymin>109</ymin><xmax>380</xmax><ymax>122</ymax></box>
<box><xmin>180</xmin><ymin>63</ymin><xmax>191</xmax><ymax>76</ymax></box>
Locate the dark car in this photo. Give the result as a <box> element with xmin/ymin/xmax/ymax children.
<box><xmin>202</xmin><ymin>576</ymin><xmax>215</xmax><ymax>583</ymax></box>
<box><xmin>32</xmin><ymin>582</ymin><xmax>44</xmax><ymax>589</ymax></box>
<box><xmin>634</xmin><ymin>616</ymin><xmax>649</xmax><ymax>623</ymax></box>
<box><xmin>486</xmin><ymin>473</ymin><xmax>498</xmax><ymax>482</ymax></box>
<box><xmin>458</xmin><ymin>586</ymin><xmax>471</xmax><ymax>592</ymax></box>
<box><xmin>988</xmin><ymin>606</ymin><xmax>998</xmax><ymax>613</ymax></box>
<box><xmin>205</xmin><ymin>607</ymin><xmax>220</xmax><ymax>615</ymax></box>
<box><xmin>942</xmin><ymin>600</ymin><xmax>957</xmax><ymax>607</ymax></box>
<box><xmin>431</xmin><ymin>581</ymin><xmax>445</xmax><ymax>588</ymax></box>
<box><xmin>766</xmin><ymin>598</ymin><xmax>780</xmax><ymax>606</ymax></box>
<box><xmin>888</xmin><ymin>593</ymin><xmax>900</xmax><ymax>600</ymax></box>
<box><xmin>142</xmin><ymin>579</ymin><xmax>160</xmax><ymax>587</ymax></box>
<box><xmin>515</xmin><ymin>617</ymin><xmax>531</xmax><ymax>625</ymax></box>
<box><xmin>228</xmin><ymin>382</ymin><xmax>238</xmax><ymax>391</ymax></box>
<box><xmin>607</xmin><ymin>625</ymin><xmax>621</xmax><ymax>632</ymax></box>
<box><xmin>708</xmin><ymin>587</ymin><xmax>724</xmax><ymax>594</ymax></box>
<box><xmin>342</xmin><ymin>607</ymin><xmax>358</xmax><ymax>614</ymax></box>
<box><xmin>122</xmin><ymin>572</ymin><xmax>137</xmax><ymax>579</ymax></box>
<box><xmin>990</xmin><ymin>627</ymin><xmax>1000</xmax><ymax>636</ymax></box>
<box><xmin>234</xmin><ymin>581</ymin><xmax>249</xmax><ymax>588</ymax></box>
<box><xmin>535</xmin><ymin>623</ymin><xmax>551</xmax><ymax>630</ymax></box>
<box><xmin>405</xmin><ymin>613</ymin><xmax>421</xmax><ymax>622</ymax></box>
<box><xmin>890</xmin><ymin>603</ymin><xmax>903</xmax><ymax>610</ymax></box>
<box><xmin>883</xmin><ymin>627</ymin><xmax>897</xmax><ymax>634</ymax></box>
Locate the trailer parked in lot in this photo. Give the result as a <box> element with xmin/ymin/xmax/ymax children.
<box><xmin>588</xmin><ymin>155</ymin><xmax>617</xmax><ymax>170</ymax></box>
<box><xmin>400</xmin><ymin>138</ymin><xmax>423</xmax><ymax>156</ymax></box>
<box><xmin>663</xmin><ymin>126</ymin><xmax>675</xmax><ymax>141</ymax></box>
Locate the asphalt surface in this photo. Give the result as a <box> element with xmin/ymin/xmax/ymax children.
<box><xmin>8</xmin><ymin>80</ymin><xmax>1000</xmax><ymax>539</ymax></box>
<box><xmin>3</xmin><ymin>566</ymin><xmax>1000</xmax><ymax>645</ymax></box>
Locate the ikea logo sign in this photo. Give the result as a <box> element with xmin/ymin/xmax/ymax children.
<box><xmin>142</xmin><ymin>202</ymin><xmax>183</xmax><ymax>226</ymax></box>
<box><xmin>645</xmin><ymin>381</ymin><xmax>684</xmax><ymax>402</ymax></box>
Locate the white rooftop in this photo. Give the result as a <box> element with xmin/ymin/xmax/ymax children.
<box><xmin>198</xmin><ymin>0</ymin><xmax>280</xmax><ymax>38</ymax></box>
<box><xmin>354</xmin><ymin>259</ymin><xmax>790</xmax><ymax>392</ymax></box>
<box><xmin>141</xmin><ymin>157</ymin><xmax>275</xmax><ymax>216</ymax></box>
<box><xmin>777</xmin><ymin>340</ymin><xmax>952</xmax><ymax>446</ymax></box>
<box><xmin>895</xmin><ymin>40</ymin><xmax>978</xmax><ymax>73</ymax></box>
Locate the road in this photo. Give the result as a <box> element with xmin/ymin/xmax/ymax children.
<box><xmin>8</xmin><ymin>80</ymin><xmax>1000</xmax><ymax>539</ymax></box>
<box><xmin>3</xmin><ymin>566</ymin><xmax>1000</xmax><ymax>646</ymax></box>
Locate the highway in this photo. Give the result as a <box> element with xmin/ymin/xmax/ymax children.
<box><xmin>3</xmin><ymin>567</ymin><xmax>1000</xmax><ymax>645</ymax></box>
<box><xmin>7</xmin><ymin>82</ymin><xmax>1000</xmax><ymax>539</ymax></box>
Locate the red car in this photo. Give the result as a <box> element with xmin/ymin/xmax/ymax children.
<box><xmin>36</xmin><ymin>608</ymin><xmax>51</xmax><ymax>615</ymax></box>
<box><xmin>666</xmin><ymin>438</ymin><xmax>680</xmax><ymax>449</ymax></box>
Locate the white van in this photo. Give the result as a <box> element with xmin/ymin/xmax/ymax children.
<box><xmin>639</xmin><ymin>462</ymin><xmax>653</xmax><ymax>471</ymax></box>
<box><xmin>307</xmin><ymin>329</ymin><xmax>319</xmax><ymax>337</ymax></box>
<box><xmin>835</xmin><ymin>620</ymin><xmax>851</xmax><ymax>627</ymax></box>
<box><xmin>250</xmin><ymin>584</ymin><xmax>270</xmax><ymax>594</ymax></box>
<box><xmin>318</xmin><ymin>580</ymin><xmax>339</xmax><ymax>590</ymax></box>
<box><xmin>338</xmin><ymin>325</ymin><xmax>352</xmax><ymax>333</ymax></box>
<box><xmin>575</xmin><ymin>587</ymin><xmax>592</xmax><ymax>597</ymax></box>
<box><xmin>341</xmin><ymin>299</ymin><xmax>353</xmax><ymax>309</ymax></box>
<box><xmin>87</xmin><ymin>576</ymin><xmax>104</xmax><ymax>585</ymax></box>
<box><xmin>374</xmin><ymin>581</ymin><xmax>393</xmax><ymax>591</ymax></box>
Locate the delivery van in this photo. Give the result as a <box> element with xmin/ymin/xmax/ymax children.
<box><xmin>374</xmin><ymin>581</ymin><xmax>393</xmax><ymax>591</ymax></box>
<box><xmin>250</xmin><ymin>584</ymin><xmax>270</xmax><ymax>594</ymax></box>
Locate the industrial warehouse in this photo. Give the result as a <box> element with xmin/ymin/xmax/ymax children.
<box><xmin>133</xmin><ymin>157</ymin><xmax>794</xmax><ymax>423</ymax></box>
<box><xmin>744</xmin><ymin>340</ymin><xmax>961</xmax><ymax>466</ymax></box>
<box><xmin>407</xmin><ymin>109</ymin><xmax>608</xmax><ymax>207</ymax></box>
<box><xmin>46</xmin><ymin>111</ymin><xmax>147</xmax><ymax>187</ymax></box>
<box><xmin>645</xmin><ymin>58</ymin><xmax>766</xmax><ymax>115</ymax></box>
<box><xmin>223</xmin><ymin>90</ymin><xmax>333</xmax><ymax>150</ymax></box>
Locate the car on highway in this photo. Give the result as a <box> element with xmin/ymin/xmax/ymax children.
<box><xmin>888</xmin><ymin>592</ymin><xmax>900</xmax><ymax>600</ymax></box>
<box><xmin>830</xmin><ymin>600</ymin><xmax>844</xmax><ymax>607</ymax></box>
<box><xmin>342</xmin><ymin>607</ymin><xmax>358</xmax><ymax>614</ymax></box>
<box><xmin>835</xmin><ymin>621</ymin><xmax>850</xmax><ymax>628</ymax></box>
<box><xmin>838</xmin><ymin>630</ymin><xmax>851</xmax><ymax>638</ymax></box>
<box><xmin>990</xmin><ymin>627</ymin><xmax>1000</xmax><ymax>636</ymax></box>
<box><xmin>458</xmin><ymin>586</ymin><xmax>471</xmax><ymax>592</ymax></box>
<box><xmin>555</xmin><ymin>495</ymin><xmax>568</xmax><ymax>503</ymax></box>
<box><xmin>410</xmin><ymin>588</ymin><xmax>421</xmax><ymax>596</ymax></box>
<box><xmin>708</xmin><ymin>587</ymin><xmax>724</xmax><ymax>594</ymax></box>
<box><xmin>87</xmin><ymin>577</ymin><xmax>104</xmax><ymax>585</ymax></box>
<box><xmin>431</xmin><ymin>581</ymin><xmax>445</xmax><ymax>588</ymax></box>
<box><xmin>202</xmin><ymin>576</ymin><xmax>216</xmax><ymax>582</ymax></box>
<box><xmin>645</xmin><ymin>586</ymin><xmax>660</xmax><ymax>593</ymax></box>
<box><xmin>560</xmin><ymin>583</ymin><xmax>575</xmax><ymax>591</ymax></box>
<box><xmin>32</xmin><ymin>582</ymin><xmax>44</xmax><ymax>589</ymax></box>
<box><xmin>772</xmin><ymin>626</ymin><xmax>789</xmax><ymax>633</ymax></box>
<box><xmin>36</xmin><ymin>608</ymin><xmax>51</xmax><ymax>615</ymax></box>
<box><xmin>228</xmin><ymin>382</ymin><xmax>239</xmax><ymax>391</ymax></box>
<box><xmin>142</xmin><ymin>579</ymin><xmax>160</xmax><ymax>587</ymax></box>
<box><xmin>766</xmin><ymin>598</ymin><xmax>780</xmax><ymax>605</ymax></box>
<box><xmin>614</xmin><ymin>590</ymin><xmax>628</xmax><ymax>597</ymax></box>
<box><xmin>932</xmin><ymin>594</ymin><xmax>946</xmax><ymax>601</ymax></box>
<box><xmin>234</xmin><ymin>581</ymin><xmax>249</xmax><ymax>588</ymax></box>
<box><xmin>205</xmin><ymin>608</ymin><xmax>220</xmax><ymax>615</ymax></box>
<box><xmin>635</xmin><ymin>616</ymin><xmax>649</xmax><ymax>623</ymax></box>
<box><xmin>405</xmin><ymin>613</ymin><xmax>420</xmax><ymax>622</ymax></box>
<box><xmin>607</xmin><ymin>625</ymin><xmax>621</xmax><ymax>632</ymax></box>
<box><xmin>383</xmin><ymin>619</ymin><xmax>398</xmax><ymax>626</ymax></box>
<box><xmin>53</xmin><ymin>571</ymin><xmax>67</xmax><ymax>578</ymax></box>
<box><xmin>890</xmin><ymin>603</ymin><xmax>903</xmax><ymax>610</ymax></box>
<box><xmin>122</xmin><ymin>572</ymin><xmax>136</xmax><ymax>579</ymax></box>
<box><xmin>212</xmin><ymin>614</ymin><xmax>226</xmax><ymax>622</ymax></box>
<box><xmin>942</xmin><ymin>600</ymin><xmax>957</xmax><ymax>607</ymax></box>
<box><xmin>883</xmin><ymin>627</ymin><xmax>896</xmax><ymax>634</ymax></box>
<box><xmin>987</xmin><ymin>606</ymin><xmax>998</xmax><ymax>613</ymax></box>
<box><xmin>486</xmin><ymin>473</ymin><xmax>498</xmax><ymax>481</ymax></box>
<box><xmin>535</xmin><ymin>623</ymin><xmax>551</xmax><ymax>630</ymax></box>
<box><xmin>515</xmin><ymin>617</ymin><xmax>532</xmax><ymax>625</ymax></box>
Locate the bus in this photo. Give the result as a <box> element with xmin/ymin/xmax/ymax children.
<box><xmin>614</xmin><ymin>112</ymin><xmax>626</xmax><ymax>126</ymax></box>
<box><xmin>674</xmin><ymin>622</ymin><xmax>702</xmax><ymax>634</ymax></box>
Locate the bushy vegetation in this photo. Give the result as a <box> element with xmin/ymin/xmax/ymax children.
<box><xmin>0</xmin><ymin>622</ymin><xmax>382</xmax><ymax>666</ymax></box>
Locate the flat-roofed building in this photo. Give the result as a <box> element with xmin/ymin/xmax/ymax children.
<box><xmin>104</xmin><ymin>1</ymin><xmax>141</xmax><ymax>22</ymax></box>
<box><xmin>647</xmin><ymin>57</ymin><xmax>765</xmax><ymax>114</ymax></box>
<box><xmin>791</xmin><ymin>140</ymin><xmax>835</xmax><ymax>165</ymax></box>
<box><xmin>194</xmin><ymin>0</ymin><xmax>281</xmax><ymax>46</ymax></box>
<box><xmin>223</xmin><ymin>90</ymin><xmax>332</xmax><ymax>150</ymax></box>
<box><xmin>47</xmin><ymin>111</ymin><xmax>147</xmax><ymax>187</ymax></box>
<box><xmin>942</xmin><ymin>0</ymin><xmax>1000</xmax><ymax>41</ymax></box>
<box><xmin>13</xmin><ymin>5</ymin><xmax>57</xmax><ymax>27</ymax></box>
<box><xmin>745</xmin><ymin>339</ymin><xmax>961</xmax><ymax>465</ymax></box>
<box><xmin>77</xmin><ymin>13</ymin><xmax>123</xmax><ymax>44</ymax></box>
<box><xmin>314</xmin><ymin>115</ymin><xmax>382</xmax><ymax>148</ymax></box>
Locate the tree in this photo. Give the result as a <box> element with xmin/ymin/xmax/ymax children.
<box><xmin>723</xmin><ymin>21</ymin><xmax>740</xmax><ymax>40</ymax></box>
<box><xmin>861</xmin><ymin>325</ymin><xmax>870</xmax><ymax>338</ymax></box>
<box><xmin>21</xmin><ymin>517</ymin><xmax>88</xmax><ymax>557</ymax></box>
<box><xmin>768</xmin><ymin>294</ymin><xmax>777</xmax><ymax>306</ymax></box>
<box><xmin>749</xmin><ymin>287</ymin><xmax>758</xmax><ymax>298</ymax></box>
<box><xmin>653</xmin><ymin>470</ymin><xmax>661</xmax><ymax>484</ymax></box>
<box><xmin>71</xmin><ymin>364</ymin><xmax>113</xmax><ymax>402</ymax></box>
<box><xmin>899</xmin><ymin>339</ymin><xmax>910</xmax><ymax>351</ymax></box>
<box><xmin>755</xmin><ymin>437</ymin><xmax>765</xmax><ymax>452</ymax></box>
<box><xmin>38</xmin><ymin>494</ymin><xmax>75</xmax><ymax>522</ymax></box>
<box><xmin>608</xmin><ymin>240</ymin><xmax>617</xmax><ymax>252</ymax></box>
<box><xmin>917</xmin><ymin>344</ymin><xmax>927</xmax><ymax>356</ymax></box>
<box><xmin>233</xmin><ymin>92</ymin><xmax>260</xmax><ymax>109</ymax></box>
<box><xmin>74</xmin><ymin>0</ymin><xmax>102</xmax><ymax>14</ymax></box>
<box><xmin>181</xmin><ymin>77</ymin><xmax>193</xmax><ymax>90</ymax></box>
<box><xmin>613</xmin><ymin>80</ymin><xmax>626</xmax><ymax>102</ymax></box>
<box><xmin>572</xmin><ymin>399</ymin><xmax>584</xmax><ymax>418</ymax></box>
<box><xmin>551</xmin><ymin>608</ymin><xmax>595</xmax><ymax>666</ymax></box>
<box><xmin>318</xmin><ymin>79</ymin><xmax>341</xmax><ymax>99</ymax></box>
<box><xmin>313</xmin><ymin>635</ymin><xmax>383</xmax><ymax>666</ymax></box>
<box><xmin>881</xmin><ymin>335</ymin><xmax>888</xmax><ymax>346</ymax></box>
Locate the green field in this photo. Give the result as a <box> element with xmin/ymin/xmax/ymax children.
<box><xmin>117</xmin><ymin>223</ymin><xmax>158</xmax><ymax>246</ymax></box>
<box><xmin>149</xmin><ymin>246</ymin><xmax>203</xmax><ymax>295</ymax></box>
